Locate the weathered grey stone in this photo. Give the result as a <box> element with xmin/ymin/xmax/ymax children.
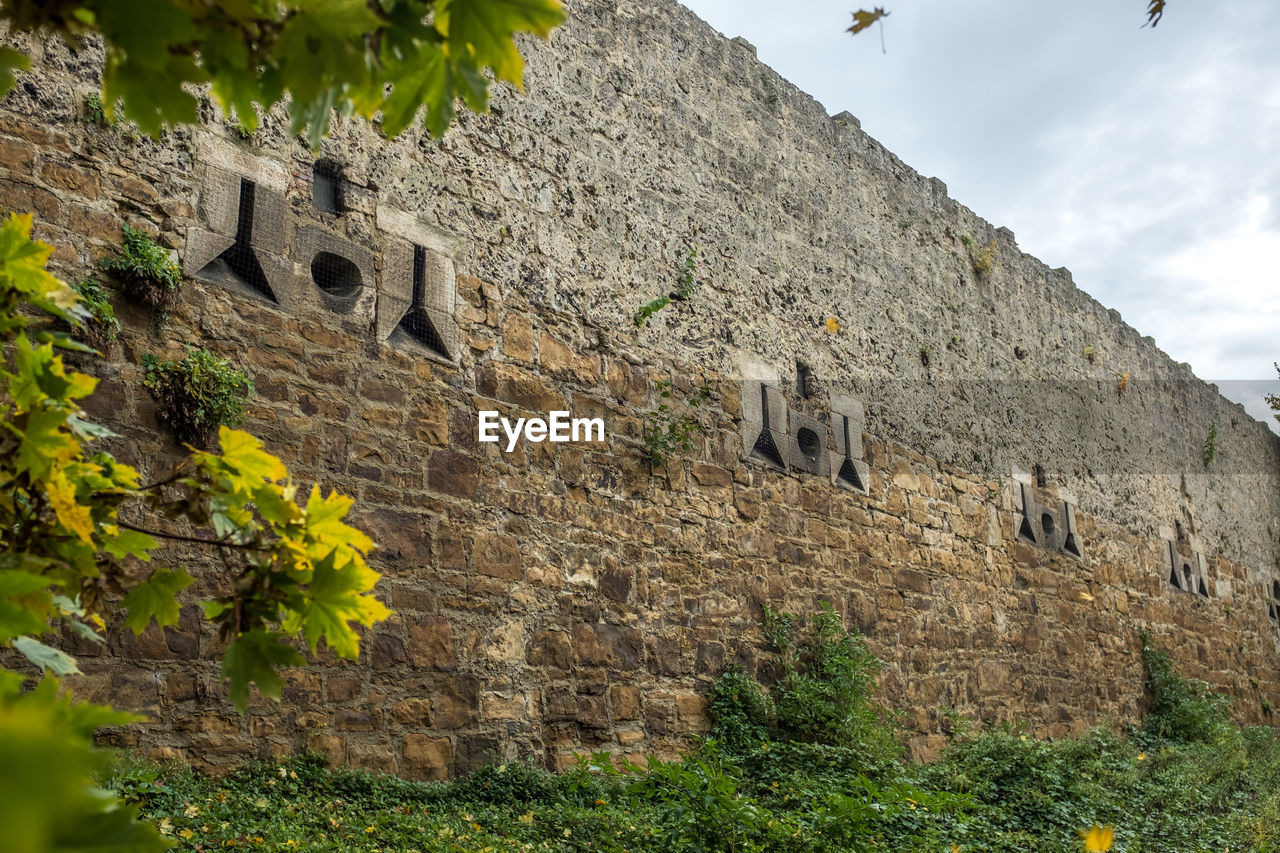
<box><xmin>292</xmin><ymin>225</ymin><xmax>377</xmax><ymax>322</ymax></box>
<box><xmin>786</xmin><ymin>410</ymin><xmax>830</xmax><ymax>477</ymax></box>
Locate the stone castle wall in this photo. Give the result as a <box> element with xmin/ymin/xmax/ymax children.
<box><xmin>1</xmin><ymin>0</ymin><xmax>1279</xmax><ymax>777</ymax></box>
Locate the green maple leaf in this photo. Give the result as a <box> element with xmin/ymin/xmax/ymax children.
<box><xmin>435</xmin><ymin>0</ymin><xmax>565</xmax><ymax>88</ymax></box>
<box><xmin>380</xmin><ymin>39</ymin><xmax>450</xmax><ymax>138</ymax></box>
<box><xmin>0</xmin><ymin>214</ymin><xmax>79</xmax><ymax>323</ymax></box>
<box><xmin>221</xmin><ymin>630</ymin><xmax>305</xmax><ymax>710</ymax></box>
<box><xmin>293</xmin><ymin>553</ymin><xmax>391</xmax><ymax>658</ymax></box>
<box><xmin>120</xmin><ymin>568</ymin><xmax>194</xmax><ymax>633</ymax></box>
<box><xmin>13</xmin><ymin>636</ymin><xmax>81</xmax><ymax>676</ymax></box>
<box><xmin>0</xmin><ymin>47</ymin><xmax>30</xmax><ymax>103</ymax></box>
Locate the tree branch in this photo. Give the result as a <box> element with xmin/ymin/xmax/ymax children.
<box><xmin>116</xmin><ymin>519</ymin><xmax>270</xmax><ymax>552</ymax></box>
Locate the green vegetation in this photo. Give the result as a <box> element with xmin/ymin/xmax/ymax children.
<box><xmin>1202</xmin><ymin>414</ymin><xmax>1220</xmax><ymax>468</ymax></box>
<box><xmin>70</xmin><ymin>277</ymin><xmax>119</xmax><ymax>349</ymax></box>
<box><xmin>635</xmin><ymin>248</ymin><xmax>702</xmax><ymax>327</ymax></box>
<box><xmin>81</xmin><ymin>91</ymin><xmax>113</xmax><ymax>128</ymax></box>
<box><xmin>1267</xmin><ymin>363</ymin><xmax>1279</xmax><ymax>426</ymax></box>
<box><xmin>142</xmin><ymin>348</ymin><xmax>253</xmax><ymax>447</ymax></box>
<box><xmin>641</xmin><ymin>378</ymin><xmax>712</xmax><ymax>469</ymax></box>
<box><xmin>0</xmin><ymin>0</ymin><xmax>565</xmax><ymax>147</ymax></box>
<box><xmin>108</xmin><ymin>607</ymin><xmax>1280</xmax><ymax>852</ymax></box>
<box><xmin>0</xmin><ymin>212</ymin><xmax>387</xmax><ymax>851</ymax></box>
<box><xmin>99</xmin><ymin>224</ymin><xmax>183</xmax><ymax>314</ymax></box>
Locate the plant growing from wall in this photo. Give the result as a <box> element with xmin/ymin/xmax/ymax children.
<box><xmin>99</xmin><ymin>224</ymin><xmax>182</xmax><ymax>314</ymax></box>
<box><xmin>635</xmin><ymin>248</ymin><xmax>702</xmax><ymax>327</ymax></box>
<box><xmin>1139</xmin><ymin>629</ymin><xmax>1233</xmax><ymax>745</ymax></box>
<box><xmin>0</xmin><ymin>211</ymin><xmax>387</xmax><ymax>850</ymax></box>
<box><xmin>641</xmin><ymin>378</ymin><xmax>712</xmax><ymax>469</ymax></box>
<box><xmin>142</xmin><ymin>348</ymin><xmax>253</xmax><ymax>448</ymax></box>
<box><xmin>710</xmin><ymin>602</ymin><xmax>901</xmax><ymax>771</ymax></box>
<box><xmin>1202</xmin><ymin>413</ymin><xmax>1219</xmax><ymax>468</ymax></box>
<box><xmin>70</xmin><ymin>277</ymin><xmax>119</xmax><ymax>349</ymax></box>
<box><xmin>1267</xmin><ymin>363</ymin><xmax>1279</xmax><ymax>426</ymax></box>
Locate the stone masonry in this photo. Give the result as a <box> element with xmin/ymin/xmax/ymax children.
<box><xmin>1</xmin><ymin>0</ymin><xmax>1279</xmax><ymax>777</ymax></box>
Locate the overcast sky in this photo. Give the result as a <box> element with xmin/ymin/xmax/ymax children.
<box><xmin>680</xmin><ymin>0</ymin><xmax>1280</xmax><ymax>431</ymax></box>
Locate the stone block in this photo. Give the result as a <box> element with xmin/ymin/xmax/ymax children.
<box><xmin>348</xmin><ymin>742</ymin><xmax>397</xmax><ymax>774</ymax></box>
<box><xmin>288</xmin><ymin>223</ymin><xmax>375</xmax><ymax>315</ymax></box>
<box><xmin>785</xmin><ymin>410</ymin><xmax>830</xmax><ymax>477</ymax></box>
<box><xmin>473</xmin><ymin>531</ymin><xmax>523</xmax><ymax>579</ymax></box>
<box><xmin>829</xmin><ymin>393</ymin><xmax>865</xmax><ymax>460</ymax></box>
<box><xmin>402</xmin><ymin>734</ymin><xmax>452</xmax><ymax>781</ymax></box>
<box><xmin>408</xmin><ymin>617</ymin><xmax>456</xmax><ymax>670</ymax></box>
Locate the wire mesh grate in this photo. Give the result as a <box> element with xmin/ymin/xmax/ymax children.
<box><xmin>215</xmin><ymin>179</ymin><xmax>276</xmax><ymax>301</ymax></box>
<box><xmin>396</xmin><ymin>244</ymin><xmax>451</xmax><ymax>359</ymax></box>
<box><xmin>751</xmin><ymin>429</ymin><xmax>786</xmax><ymax>469</ymax></box>
<box><xmin>837</xmin><ymin>457</ymin><xmax>864</xmax><ymax>490</ymax></box>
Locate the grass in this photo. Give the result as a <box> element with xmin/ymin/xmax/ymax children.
<box><xmin>109</xmin><ymin>627</ymin><xmax>1280</xmax><ymax>852</ymax></box>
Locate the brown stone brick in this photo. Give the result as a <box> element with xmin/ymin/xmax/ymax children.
<box><xmin>0</xmin><ymin>137</ymin><xmax>35</xmax><ymax>175</ymax></box>
<box><xmin>119</xmin><ymin>176</ymin><xmax>159</xmax><ymax>204</ymax></box>
<box><xmin>431</xmin><ymin>675</ymin><xmax>479</xmax><ymax>728</ymax></box>
<box><xmin>538</xmin><ymin>333</ymin><xmax>574</xmax><ymax>373</ymax></box>
<box><xmin>528</xmin><ymin>630</ymin><xmax>572</xmax><ymax>670</ymax></box>
<box><xmin>402</xmin><ymin>734</ymin><xmax>452</xmax><ymax>781</ymax></box>
<box><xmin>611</xmin><ymin>685</ymin><xmax>642</xmax><ymax>721</ymax></box>
<box><xmin>41</xmin><ymin>162</ymin><xmax>100</xmax><ymax>198</ymax></box>
<box><xmin>0</xmin><ymin>178</ymin><xmax>60</xmax><ymax>219</ymax></box>
<box><xmin>407</xmin><ymin>617</ymin><xmax>456</xmax><ymax>670</ymax></box>
<box><xmin>893</xmin><ymin>568</ymin><xmax>932</xmax><ymax>595</ymax></box>
<box><xmin>693</xmin><ymin>463</ymin><xmax>732</xmax><ymax>488</ymax></box>
<box><xmin>427</xmin><ymin>449</ymin><xmax>478</xmax><ymax>498</ymax></box>
<box><xmin>503</xmin><ymin>315</ymin><xmax>534</xmax><ymax>362</ymax></box>
<box><xmin>577</xmin><ymin>694</ymin><xmax>609</xmax><ymax>728</ymax></box>
<box><xmin>473</xmin><ymin>530</ymin><xmax>522</xmax><ymax>579</ymax></box>
<box><xmin>573</xmin><ymin>624</ymin><xmax>643</xmax><ymax>668</ymax></box>
<box><xmin>348</xmin><ymin>742</ymin><xmax>397</xmax><ymax>774</ymax></box>
<box><xmin>391</xmin><ymin>698</ymin><xmax>432</xmax><ymax>725</ymax></box>
<box><xmin>306</xmin><ymin>733</ymin><xmax>345</xmax><ymax>764</ymax></box>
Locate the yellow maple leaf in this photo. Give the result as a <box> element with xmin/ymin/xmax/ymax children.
<box><xmin>825</xmin><ymin>316</ymin><xmax>842</xmax><ymax>334</ymax></box>
<box><xmin>45</xmin><ymin>470</ymin><xmax>94</xmax><ymax>542</ymax></box>
<box><xmin>1079</xmin><ymin>824</ymin><xmax>1115</xmax><ymax>852</ymax></box>
<box><xmin>847</xmin><ymin>7</ymin><xmax>890</xmax><ymax>35</ymax></box>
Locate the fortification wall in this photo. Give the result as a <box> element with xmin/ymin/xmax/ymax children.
<box><xmin>1</xmin><ymin>0</ymin><xmax>1278</xmax><ymax>776</ymax></box>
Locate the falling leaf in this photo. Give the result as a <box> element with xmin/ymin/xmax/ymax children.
<box><xmin>825</xmin><ymin>316</ymin><xmax>842</xmax><ymax>334</ymax></box>
<box><xmin>1079</xmin><ymin>591</ymin><xmax>1095</xmax><ymax>602</ymax></box>
<box><xmin>1115</xmin><ymin>371</ymin><xmax>1129</xmax><ymax>396</ymax></box>
<box><xmin>1079</xmin><ymin>824</ymin><xmax>1115</xmax><ymax>852</ymax></box>
<box><xmin>1145</xmin><ymin>0</ymin><xmax>1166</xmax><ymax>28</ymax></box>
<box><xmin>847</xmin><ymin>7</ymin><xmax>889</xmax><ymax>35</ymax></box>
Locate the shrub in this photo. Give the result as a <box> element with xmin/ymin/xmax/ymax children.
<box><xmin>100</xmin><ymin>224</ymin><xmax>182</xmax><ymax>313</ymax></box>
<box><xmin>142</xmin><ymin>348</ymin><xmax>253</xmax><ymax>447</ymax></box>
<box><xmin>710</xmin><ymin>602</ymin><xmax>902</xmax><ymax>774</ymax></box>
<box><xmin>1140</xmin><ymin>630</ymin><xmax>1233</xmax><ymax>744</ymax></box>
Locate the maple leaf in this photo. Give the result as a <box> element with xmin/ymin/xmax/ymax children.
<box><xmin>221</xmin><ymin>630</ymin><xmax>305</xmax><ymax>710</ymax></box>
<box><xmin>825</xmin><ymin>316</ymin><xmax>842</xmax><ymax>335</ymax></box>
<box><xmin>1079</xmin><ymin>824</ymin><xmax>1115</xmax><ymax>852</ymax></box>
<box><xmin>121</xmin><ymin>568</ymin><xmax>194</xmax><ymax>633</ymax></box>
<box><xmin>1145</xmin><ymin>0</ymin><xmax>1166</xmax><ymax>28</ymax></box>
<box><xmin>847</xmin><ymin>7</ymin><xmax>889</xmax><ymax>36</ymax></box>
<box><xmin>435</xmin><ymin>0</ymin><xmax>566</xmax><ymax>89</ymax></box>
